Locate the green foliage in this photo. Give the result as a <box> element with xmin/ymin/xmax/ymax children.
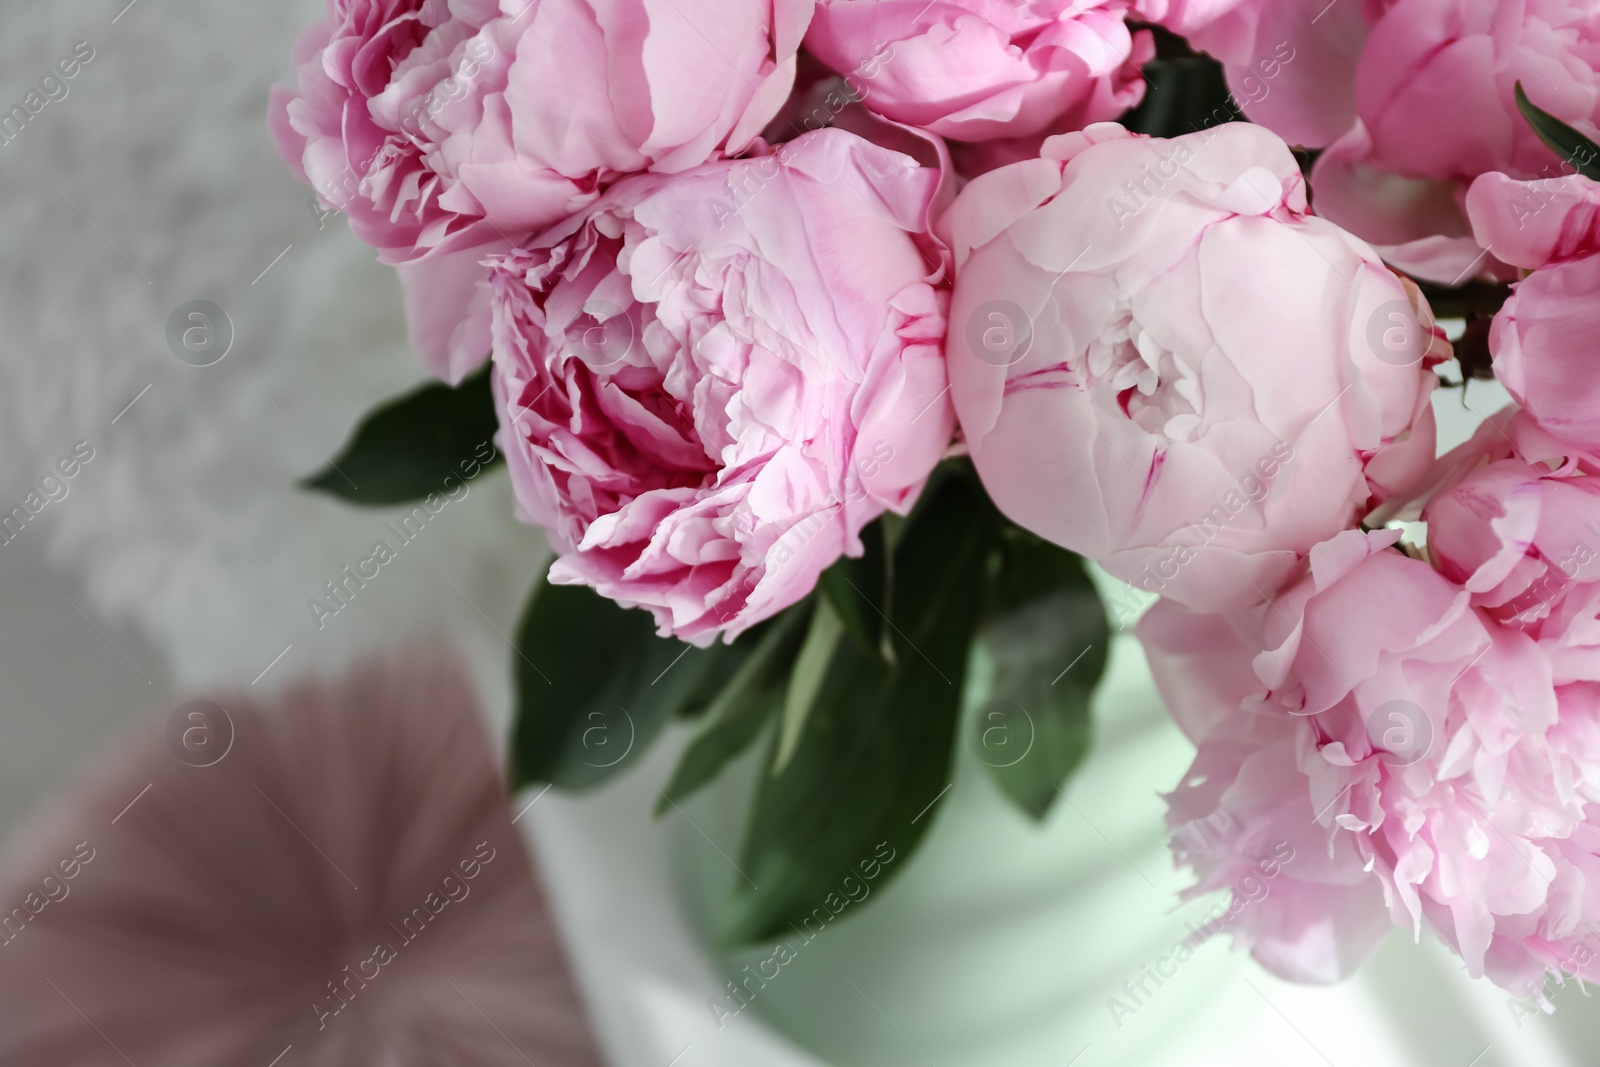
<box><xmin>303</xmin><ymin>364</ymin><xmax>502</xmax><ymax>505</ymax></box>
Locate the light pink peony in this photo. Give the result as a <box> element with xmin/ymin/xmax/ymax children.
<box><xmin>1411</xmin><ymin>402</ymin><xmax>1600</xmax><ymax>502</ymax></box>
<box><xmin>488</xmin><ymin>128</ymin><xmax>953</xmax><ymax>643</ymax></box>
<box><xmin>1132</xmin><ymin>0</ymin><xmax>1268</xmax><ymax>44</ymax></box>
<box><xmin>1314</xmin><ymin>0</ymin><xmax>1600</xmax><ymax>281</ymax></box>
<box><xmin>1143</xmin><ymin>527</ymin><xmax>1600</xmax><ymax>993</ymax></box>
<box><xmin>270</xmin><ymin>0</ymin><xmax>812</xmax><ymax>381</ymax></box>
<box><xmin>1139</xmin><ymin>0</ymin><xmax>1367</xmax><ymax>150</ymax></box>
<box><xmin>940</xmin><ymin>121</ymin><xmax>1441</xmax><ymax>612</ymax></box>
<box><xmin>1425</xmin><ymin>448</ymin><xmax>1600</xmax><ymax>628</ymax></box>
<box><xmin>801</xmin><ymin>0</ymin><xmax>1152</xmax><ymax>145</ymax></box>
<box><xmin>1467</xmin><ymin>171</ymin><xmax>1600</xmax><ymax>449</ymax></box>
<box><xmin>1182</xmin><ymin>0</ymin><xmax>1600</xmax><ymax>281</ymax></box>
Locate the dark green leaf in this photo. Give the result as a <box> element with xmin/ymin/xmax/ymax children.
<box><xmin>817</xmin><ymin>520</ymin><xmax>890</xmax><ymax>658</ymax></box>
<box><xmin>671</xmin><ymin>614</ymin><xmax>794</xmax><ymax>722</ymax></box>
<box><xmin>718</xmin><ymin>470</ymin><xmax>1002</xmax><ymax>944</ymax></box>
<box><xmin>509</xmin><ymin>577</ymin><xmax>718</xmax><ymax>791</ymax></box>
<box><xmin>1515</xmin><ymin>82</ymin><xmax>1600</xmax><ymax>182</ymax></box>
<box><xmin>302</xmin><ymin>363</ymin><xmax>503</xmax><ymax>505</ymax></box>
<box><xmin>1412</xmin><ymin>279</ymin><xmax>1512</xmax><ymax>321</ymax></box>
<box><xmin>1119</xmin><ymin>55</ymin><xmax>1236</xmax><ymax>138</ymax></box>
<box><xmin>675</xmin><ymin>634</ymin><xmax>761</xmax><ymax>721</ymax></box>
<box><xmin>976</xmin><ymin>532</ymin><xmax>1110</xmax><ymax>819</ymax></box>
<box><xmin>655</xmin><ymin>605</ymin><xmax>811</xmax><ymax>814</ymax></box>
<box><xmin>773</xmin><ymin>596</ymin><xmax>845</xmax><ymax>774</ymax></box>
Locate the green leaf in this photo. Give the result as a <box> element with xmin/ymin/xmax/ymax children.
<box><xmin>1119</xmin><ymin>55</ymin><xmax>1235</xmax><ymax>139</ymax></box>
<box><xmin>674</xmin><ymin>635</ymin><xmax>760</xmax><ymax>721</ymax></box>
<box><xmin>817</xmin><ymin>520</ymin><xmax>890</xmax><ymax>658</ymax></box>
<box><xmin>509</xmin><ymin>577</ymin><xmax>718</xmax><ymax>791</ymax></box>
<box><xmin>302</xmin><ymin>363</ymin><xmax>504</xmax><ymax>506</ymax></box>
<box><xmin>718</xmin><ymin>469</ymin><xmax>1001</xmax><ymax>945</ymax></box>
<box><xmin>1515</xmin><ymin>82</ymin><xmax>1600</xmax><ymax>182</ymax></box>
<box><xmin>975</xmin><ymin>532</ymin><xmax>1110</xmax><ymax>820</ymax></box>
<box><xmin>1412</xmin><ymin>279</ymin><xmax>1512</xmax><ymax>321</ymax></box>
<box><xmin>655</xmin><ymin>605</ymin><xmax>811</xmax><ymax>814</ymax></box>
<box><xmin>773</xmin><ymin>596</ymin><xmax>845</xmax><ymax>775</ymax></box>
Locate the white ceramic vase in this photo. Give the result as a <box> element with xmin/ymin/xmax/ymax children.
<box><xmin>665</xmin><ymin>629</ymin><xmax>1269</xmax><ymax>1067</ymax></box>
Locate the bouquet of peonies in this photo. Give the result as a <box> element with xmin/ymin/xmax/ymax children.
<box><xmin>270</xmin><ymin>0</ymin><xmax>1600</xmax><ymax>1001</ymax></box>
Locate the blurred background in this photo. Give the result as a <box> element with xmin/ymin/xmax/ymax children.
<box><xmin>0</xmin><ymin>3</ymin><xmax>1591</xmax><ymax>1065</ymax></box>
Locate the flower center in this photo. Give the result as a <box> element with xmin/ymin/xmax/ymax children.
<box><xmin>1089</xmin><ymin>310</ymin><xmax>1204</xmax><ymax>442</ymax></box>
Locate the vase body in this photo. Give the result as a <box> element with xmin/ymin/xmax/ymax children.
<box><xmin>670</xmin><ymin>631</ymin><xmax>1269</xmax><ymax>1066</ymax></box>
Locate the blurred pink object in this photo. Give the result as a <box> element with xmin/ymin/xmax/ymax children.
<box><xmin>803</xmin><ymin>0</ymin><xmax>1151</xmax><ymax>146</ymax></box>
<box><xmin>491</xmin><ymin>127</ymin><xmax>954</xmax><ymax>644</ymax></box>
<box><xmin>0</xmin><ymin>649</ymin><xmax>600</xmax><ymax>1066</ymax></box>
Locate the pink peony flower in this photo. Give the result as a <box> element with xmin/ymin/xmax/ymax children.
<box><xmin>270</xmin><ymin>0</ymin><xmax>812</xmax><ymax>381</ymax></box>
<box><xmin>1143</xmin><ymin>527</ymin><xmax>1589</xmax><ymax>991</ymax></box>
<box><xmin>1467</xmin><ymin>171</ymin><xmax>1600</xmax><ymax>448</ymax></box>
<box><xmin>1132</xmin><ymin>0</ymin><xmax>1262</xmax><ymax>44</ymax></box>
<box><xmin>1411</xmin><ymin>403</ymin><xmax>1600</xmax><ymax>501</ymax></box>
<box><xmin>0</xmin><ymin>649</ymin><xmax>600</xmax><ymax>1064</ymax></box>
<box><xmin>1314</xmin><ymin>0</ymin><xmax>1600</xmax><ymax>281</ymax></box>
<box><xmin>802</xmin><ymin>0</ymin><xmax>1152</xmax><ymax>145</ymax></box>
<box><xmin>1141</xmin><ymin>0</ymin><xmax>1367</xmax><ymax>150</ymax></box>
<box><xmin>1425</xmin><ymin>447</ymin><xmax>1600</xmax><ymax>628</ymax></box>
<box><xmin>939</xmin><ymin>121</ymin><xmax>1441</xmax><ymax>612</ymax></box>
<box><xmin>1177</xmin><ymin>0</ymin><xmax>1600</xmax><ymax>281</ymax></box>
<box><xmin>488</xmin><ymin>128</ymin><xmax>953</xmax><ymax>643</ymax></box>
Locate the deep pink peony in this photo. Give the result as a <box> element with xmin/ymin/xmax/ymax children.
<box><xmin>1467</xmin><ymin>171</ymin><xmax>1600</xmax><ymax>449</ymax></box>
<box><xmin>802</xmin><ymin>0</ymin><xmax>1152</xmax><ymax>145</ymax></box>
<box><xmin>940</xmin><ymin>121</ymin><xmax>1441</xmax><ymax>612</ymax></box>
<box><xmin>487</xmin><ymin>128</ymin><xmax>953</xmax><ymax>643</ymax></box>
<box><xmin>270</xmin><ymin>0</ymin><xmax>812</xmax><ymax>381</ymax></box>
<box><xmin>1143</xmin><ymin>527</ymin><xmax>1600</xmax><ymax>992</ymax></box>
